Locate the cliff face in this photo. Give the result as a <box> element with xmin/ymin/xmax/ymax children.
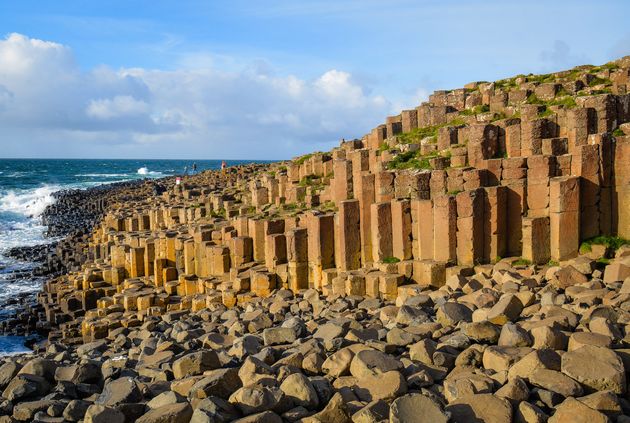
<box><xmin>3</xmin><ymin>57</ymin><xmax>630</xmax><ymax>422</ymax></box>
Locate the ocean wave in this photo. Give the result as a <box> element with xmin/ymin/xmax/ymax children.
<box><xmin>4</xmin><ymin>172</ymin><xmax>29</xmax><ymax>178</ymax></box>
<box><xmin>0</xmin><ymin>220</ymin><xmax>49</xmax><ymax>252</ymax></box>
<box><xmin>137</xmin><ymin>167</ymin><xmax>163</xmax><ymax>176</ymax></box>
<box><xmin>0</xmin><ymin>185</ymin><xmax>58</xmax><ymax>218</ymax></box>
<box><xmin>76</xmin><ymin>173</ymin><xmax>129</xmax><ymax>177</ymax></box>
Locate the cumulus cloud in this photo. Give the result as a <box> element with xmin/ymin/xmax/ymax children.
<box><xmin>0</xmin><ymin>33</ymin><xmax>394</xmax><ymax>159</ymax></box>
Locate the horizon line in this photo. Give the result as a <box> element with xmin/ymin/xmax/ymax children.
<box><xmin>0</xmin><ymin>157</ymin><xmax>282</xmax><ymax>162</ymax></box>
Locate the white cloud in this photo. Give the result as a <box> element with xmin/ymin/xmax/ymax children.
<box><xmin>0</xmin><ymin>33</ymin><xmax>397</xmax><ymax>159</ymax></box>
<box><xmin>86</xmin><ymin>95</ymin><xmax>149</xmax><ymax>120</ymax></box>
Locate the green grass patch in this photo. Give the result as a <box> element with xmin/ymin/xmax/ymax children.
<box><xmin>538</xmin><ymin>108</ymin><xmax>555</xmax><ymax>118</ymax></box>
<box><xmin>299</xmin><ymin>174</ymin><xmax>321</xmax><ymax>187</ymax></box>
<box><xmin>580</xmin><ymin>235</ymin><xmax>630</xmax><ymax>252</ymax></box>
<box><xmin>526</xmin><ymin>93</ymin><xmax>542</xmax><ymax>104</ymax></box>
<box><xmin>210</xmin><ymin>208</ymin><xmax>226</xmax><ymax>218</ymax></box>
<box><xmin>588</xmin><ymin>76</ymin><xmax>612</xmax><ymax>87</ymax></box>
<box><xmin>447</xmin><ymin>190</ymin><xmax>462</xmax><ymax>196</ymax></box>
<box><xmin>460</xmin><ymin>104</ymin><xmax>490</xmax><ymax>116</ymax></box>
<box><xmin>597</xmin><ymin>257</ymin><xmax>611</xmax><ymax>265</ymax></box>
<box><xmin>513</xmin><ymin>258</ymin><xmax>532</xmax><ymax>266</ymax></box>
<box><xmin>548</xmin><ymin>96</ymin><xmax>577</xmax><ymax>108</ymax></box>
<box><xmin>397</xmin><ymin>117</ymin><xmax>466</xmax><ymax>145</ymax></box>
<box><xmin>294</xmin><ymin>153</ymin><xmax>314</xmax><ymax>165</ymax></box>
<box><xmin>382</xmin><ymin>257</ymin><xmax>401</xmax><ymax>264</ymax></box>
<box><xmin>386</xmin><ymin>151</ymin><xmax>435</xmax><ymax>170</ymax></box>
<box><xmin>526</xmin><ymin>73</ymin><xmax>556</xmax><ymax>83</ymax></box>
<box><xmin>547</xmin><ymin>260</ymin><xmax>559</xmax><ymax>267</ymax></box>
<box><xmin>613</xmin><ymin>128</ymin><xmax>625</xmax><ymax>137</ymax></box>
<box><xmin>398</xmin><ymin>126</ymin><xmax>439</xmax><ymax>144</ymax></box>
<box><xmin>378</xmin><ymin>142</ymin><xmax>389</xmax><ymax>152</ymax></box>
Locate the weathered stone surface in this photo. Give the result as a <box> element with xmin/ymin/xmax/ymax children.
<box><xmin>561</xmin><ymin>345</ymin><xmax>626</xmax><ymax>394</ymax></box>
<box><xmin>279</xmin><ymin>373</ymin><xmax>319</xmax><ymax>409</ymax></box>
<box><xmin>84</xmin><ymin>404</ymin><xmax>126</xmax><ymax>423</ymax></box>
<box><xmin>446</xmin><ymin>393</ymin><xmax>512</xmax><ymax>423</ymax></box>
<box><xmin>96</xmin><ymin>377</ymin><xmax>142</xmax><ymax>406</ymax></box>
<box><xmin>548</xmin><ymin>397</ymin><xmax>609</xmax><ymax>423</ymax></box>
<box><xmin>389</xmin><ymin>393</ymin><xmax>447</xmax><ymax>423</ymax></box>
<box><xmin>172</xmin><ymin>351</ymin><xmax>221</xmax><ymax>379</ymax></box>
<box><xmin>137</xmin><ymin>402</ymin><xmax>193</xmax><ymax>423</ymax></box>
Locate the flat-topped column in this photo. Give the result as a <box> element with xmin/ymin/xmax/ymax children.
<box><xmin>335</xmin><ymin>199</ymin><xmax>361</xmax><ymax>271</ymax></box>
<box><xmin>456</xmin><ymin>189</ymin><xmax>485</xmax><ymax>265</ymax></box>
<box><xmin>286</xmin><ymin>228</ymin><xmax>308</xmax><ymax>292</ymax></box>
<box><xmin>433</xmin><ymin>195</ymin><xmax>457</xmax><ymax>263</ymax></box>
<box><xmin>306</xmin><ymin>212</ymin><xmax>335</xmax><ymax>289</ymax></box>
<box><xmin>391</xmin><ymin>199</ymin><xmax>412</xmax><ymax>261</ymax></box>
<box><xmin>549</xmin><ymin>176</ymin><xmax>580</xmax><ymax>261</ymax></box>
<box><xmin>371</xmin><ymin>202</ymin><xmax>393</xmax><ymax>262</ymax></box>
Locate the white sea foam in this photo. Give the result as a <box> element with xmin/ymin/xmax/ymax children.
<box><xmin>5</xmin><ymin>172</ymin><xmax>29</xmax><ymax>178</ymax></box>
<box><xmin>0</xmin><ymin>185</ymin><xmax>58</xmax><ymax>218</ymax></box>
<box><xmin>137</xmin><ymin>167</ymin><xmax>162</xmax><ymax>176</ymax></box>
<box><xmin>77</xmin><ymin>173</ymin><xmax>128</xmax><ymax>177</ymax></box>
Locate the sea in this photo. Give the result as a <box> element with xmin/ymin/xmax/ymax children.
<box><xmin>0</xmin><ymin>158</ymin><xmax>267</xmax><ymax>354</ymax></box>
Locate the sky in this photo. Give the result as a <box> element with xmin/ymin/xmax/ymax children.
<box><xmin>0</xmin><ymin>1</ymin><xmax>628</xmax><ymax>160</ymax></box>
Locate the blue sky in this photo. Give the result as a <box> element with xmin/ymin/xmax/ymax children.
<box><xmin>0</xmin><ymin>0</ymin><xmax>628</xmax><ymax>159</ymax></box>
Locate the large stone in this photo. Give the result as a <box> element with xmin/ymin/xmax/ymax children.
<box><xmin>12</xmin><ymin>399</ymin><xmax>58</xmax><ymax>421</ymax></box>
<box><xmin>137</xmin><ymin>402</ymin><xmax>193</xmax><ymax>423</ymax></box>
<box><xmin>355</xmin><ymin>370</ymin><xmax>407</xmax><ymax>402</ymax></box>
<box><xmin>263</xmin><ymin>327</ymin><xmax>297</xmax><ymax>346</ymax></box>
<box><xmin>352</xmin><ymin>400</ymin><xmax>389</xmax><ymax>423</ymax></box>
<box><xmin>63</xmin><ymin>400</ymin><xmax>91</xmax><ymax>422</ymax></box>
<box><xmin>436</xmin><ymin>302</ymin><xmax>473</xmax><ymax>326</ymax></box>
<box><xmin>279</xmin><ymin>373</ymin><xmax>319</xmax><ymax>409</ymax></box>
<box><xmin>549</xmin><ymin>397</ymin><xmax>609</xmax><ymax>423</ymax></box>
<box><xmin>561</xmin><ymin>345</ymin><xmax>626</xmax><ymax>394</ymax></box>
<box><xmin>389</xmin><ymin>393</ymin><xmax>448</xmax><ymax>423</ymax></box>
<box><xmin>349</xmin><ymin>349</ymin><xmax>402</xmax><ymax>379</ymax></box>
<box><xmin>96</xmin><ymin>377</ymin><xmax>142</xmax><ymax>406</ymax></box>
<box><xmin>229</xmin><ymin>386</ymin><xmax>285</xmax><ymax>415</ymax></box>
<box><xmin>446</xmin><ymin>394</ymin><xmax>512</xmax><ymax>423</ymax></box>
<box><xmin>2</xmin><ymin>374</ymin><xmax>50</xmax><ymax>402</ymax></box>
<box><xmin>17</xmin><ymin>358</ymin><xmax>57</xmax><ymax>382</ymax></box>
<box><xmin>462</xmin><ymin>321</ymin><xmax>501</xmax><ymax>343</ymax></box>
<box><xmin>190</xmin><ymin>368</ymin><xmax>243</xmax><ymax>400</ymax></box>
<box><xmin>84</xmin><ymin>404</ymin><xmax>126</xmax><ymax>423</ymax></box>
<box><xmin>302</xmin><ymin>392</ymin><xmax>349</xmax><ymax>423</ymax></box>
<box><xmin>528</xmin><ymin>368</ymin><xmax>583</xmax><ymax>397</ymax></box>
<box><xmin>172</xmin><ymin>351</ymin><xmax>221</xmax><ymax>379</ymax></box>
<box><xmin>0</xmin><ymin>362</ymin><xmax>21</xmax><ymax>389</ymax></box>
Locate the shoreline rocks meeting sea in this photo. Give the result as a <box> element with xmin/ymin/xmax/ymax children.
<box><xmin>2</xmin><ymin>57</ymin><xmax>630</xmax><ymax>422</ymax></box>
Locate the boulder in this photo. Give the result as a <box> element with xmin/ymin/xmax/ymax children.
<box><xmin>279</xmin><ymin>373</ymin><xmax>319</xmax><ymax>409</ymax></box>
<box><xmin>548</xmin><ymin>397</ymin><xmax>609</xmax><ymax>423</ymax></box>
<box><xmin>389</xmin><ymin>393</ymin><xmax>448</xmax><ymax>423</ymax></box>
<box><xmin>172</xmin><ymin>351</ymin><xmax>221</xmax><ymax>379</ymax></box>
<box><xmin>446</xmin><ymin>393</ymin><xmax>512</xmax><ymax>423</ymax></box>
<box><xmin>137</xmin><ymin>402</ymin><xmax>193</xmax><ymax>423</ymax></box>
<box><xmin>84</xmin><ymin>404</ymin><xmax>126</xmax><ymax>423</ymax></box>
<box><xmin>96</xmin><ymin>377</ymin><xmax>142</xmax><ymax>407</ymax></box>
<box><xmin>561</xmin><ymin>345</ymin><xmax>626</xmax><ymax>394</ymax></box>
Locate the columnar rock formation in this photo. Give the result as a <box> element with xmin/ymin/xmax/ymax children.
<box><xmin>1</xmin><ymin>58</ymin><xmax>630</xmax><ymax>422</ymax></box>
<box><xmin>41</xmin><ymin>58</ymin><xmax>630</xmax><ymax>341</ymax></box>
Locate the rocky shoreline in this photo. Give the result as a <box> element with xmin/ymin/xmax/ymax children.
<box><xmin>0</xmin><ymin>58</ymin><xmax>630</xmax><ymax>422</ymax></box>
<box><xmin>0</xmin><ymin>181</ymin><xmax>150</xmax><ymax>339</ymax></box>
